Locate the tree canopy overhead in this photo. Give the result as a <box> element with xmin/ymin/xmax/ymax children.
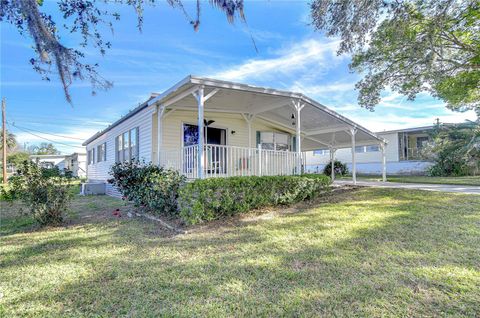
<box><xmin>311</xmin><ymin>0</ymin><xmax>480</xmax><ymax>116</ymax></box>
<box><xmin>0</xmin><ymin>0</ymin><xmax>245</xmax><ymax>103</ymax></box>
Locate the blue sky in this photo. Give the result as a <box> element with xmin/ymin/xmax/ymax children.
<box><xmin>1</xmin><ymin>1</ymin><xmax>476</xmax><ymax>154</ymax></box>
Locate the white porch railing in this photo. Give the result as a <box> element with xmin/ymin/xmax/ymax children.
<box><xmin>159</xmin><ymin>144</ymin><xmax>305</xmax><ymax>179</ymax></box>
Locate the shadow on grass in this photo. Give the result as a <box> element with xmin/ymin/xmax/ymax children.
<box><xmin>2</xmin><ymin>188</ymin><xmax>480</xmax><ymax>316</ymax></box>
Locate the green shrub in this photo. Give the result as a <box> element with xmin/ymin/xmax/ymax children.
<box><xmin>40</xmin><ymin>166</ymin><xmax>62</xmax><ymax>178</ymax></box>
<box><xmin>178</xmin><ymin>174</ymin><xmax>331</xmax><ymax>225</ymax></box>
<box><xmin>108</xmin><ymin>161</ymin><xmax>186</xmax><ymax>216</ymax></box>
<box><xmin>6</xmin><ymin>161</ymin><xmax>72</xmax><ymax>226</ymax></box>
<box><xmin>427</xmin><ymin>122</ymin><xmax>480</xmax><ymax>176</ymax></box>
<box><xmin>323</xmin><ymin>160</ymin><xmax>349</xmax><ymax>176</ymax></box>
<box><xmin>0</xmin><ymin>184</ymin><xmax>11</xmax><ymax>201</ymax></box>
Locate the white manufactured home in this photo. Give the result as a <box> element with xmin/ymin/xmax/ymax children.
<box><xmin>306</xmin><ymin>126</ymin><xmax>436</xmax><ymax>175</ymax></box>
<box><xmin>30</xmin><ymin>152</ymin><xmax>87</xmax><ymax>177</ymax></box>
<box><xmin>83</xmin><ymin>76</ymin><xmax>387</xmax><ymax>196</ymax></box>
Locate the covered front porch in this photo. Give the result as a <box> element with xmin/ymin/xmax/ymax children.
<box><xmin>160</xmin><ymin>144</ymin><xmax>305</xmax><ymax>179</ymax></box>
<box><xmin>148</xmin><ymin>76</ymin><xmax>386</xmax><ymax>183</ymax></box>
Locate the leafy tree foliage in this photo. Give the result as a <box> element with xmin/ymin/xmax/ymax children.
<box><xmin>0</xmin><ymin>0</ymin><xmax>245</xmax><ymax>103</ymax></box>
<box><xmin>428</xmin><ymin>121</ymin><xmax>480</xmax><ymax>176</ymax></box>
<box><xmin>7</xmin><ymin>151</ymin><xmax>30</xmax><ymax>167</ymax></box>
<box><xmin>28</xmin><ymin>142</ymin><xmax>61</xmax><ymax>155</ymax></box>
<box><xmin>311</xmin><ymin>0</ymin><xmax>480</xmax><ymax>115</ymax></box>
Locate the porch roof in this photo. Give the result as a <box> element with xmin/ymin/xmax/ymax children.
<box><xmin>148</xmin><ymin>75</ymin><xmax>385</xmax><ymax>151</ymax></box>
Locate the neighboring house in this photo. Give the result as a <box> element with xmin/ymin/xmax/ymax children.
<box><xmin>83</xmin><ymin>75</ymin><xmax>386</xmax><ymax>197</ymax></box>
<box><xmin>65</xmin><ymin>152</ymin><xmax>87</xmax><ymax>178</ymax></box>
<box><xmin>30</xmin><ymin>152</ymin><xmax>87</xmax><ymax>177</ymax></box>
<box><xmin>306</xmin><ymin>125</ymin><xmax>437</xmax><ymax>175</ymax></box>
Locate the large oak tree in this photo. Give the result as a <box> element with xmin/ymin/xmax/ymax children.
<box><xmin>311</xmin><ymin>0</ymin><xmax>480</xmax><ymax>116</ymax></box>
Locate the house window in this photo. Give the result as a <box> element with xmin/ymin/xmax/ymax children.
<box><xmin>366</xmin><ymin>145</ymin><xmax>380</xmax><ymax>152</ymax></box>
<box><xmin>313</xmin><ymin>149</ymin><xmax>330</xmax><ymax>156</ymax></box>
<box><xmin>355</xmin><ymin>145</ymin><xmax>380</xmax><ymax>153</ymax></box>
<box><xmin>116</xmin><ymin>127</ymin><xmax>139</xmax><ymax>163</ymax></box>
<box><xmin>416</xmin><ymin>136</ymin><xmax>429</xmax><ymax>149</ymax></box>
<box><xmin>258</xmin><ymin>131</ymin><xmax>290</xmax><ymax>151</ymax></box>
<box><xmin>87</xmin><ymin>148</ymin><xmax>95</xmax><ymax>165</ymax></box>
<box><xmin>97</xmin><ymin>143</ymin><xmax>106</xmax><ymax>162</ymax></box>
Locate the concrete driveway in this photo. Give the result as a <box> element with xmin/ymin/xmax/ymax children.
<box><xmin>334</xmin><ymin>180</ymin><xmax>480</xmax><ymax>195</ymax></box>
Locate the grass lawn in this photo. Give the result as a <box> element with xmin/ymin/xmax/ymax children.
<box><xmin>1</xmin><ymin>188</ymin><xmax>479</xmax><ymax>317</ymax></box>
<box><xmin>339</xmin><ymin>175</ymin><xmax>480</xmax><ymax>186</ymax></box>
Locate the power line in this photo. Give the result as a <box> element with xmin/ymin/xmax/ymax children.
<box><xmin>9</xmin><ymin>122</ymin><xmax>86</xmax><ymax>141</ymax></box>
<box><xmin>8</xmin><ymin>123</ymin><xmax>84</xmax><ymax>150</ymax></box>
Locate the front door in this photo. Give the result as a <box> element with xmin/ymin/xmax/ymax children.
<box><xmin>183</xmin><ymin>123</ymin><xmax>226</xmax><ymax>146</ymax></box>
<box><xmin>183</xmin><ymin>123</ymin><xmax>227</xmax><ymax>175</ymax></box>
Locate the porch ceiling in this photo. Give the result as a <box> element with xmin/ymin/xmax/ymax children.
<box><xmin>150</xmin><ymin>76</ymin><xmax>385</xmax><ymax>151</ymax></box>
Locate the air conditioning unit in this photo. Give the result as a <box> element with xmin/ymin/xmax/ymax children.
<box><xmin>81</xmin><ymin>183</ymin><xmax>106</xmax><ymax>195</ymax></box>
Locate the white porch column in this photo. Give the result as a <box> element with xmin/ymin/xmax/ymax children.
<box><xmin>329</xmin><ymin>147</ymin><xmax>336</xmax><ymax>181</ymax></box>
<box><xmin>349</xmin><ymin>127</ymin><xmax>357</xmax><ymax>185</ymax></box>
<box><xmin>242</xmin><ymin>113</ymin><xmax>255</xmax><ymax>148</ymax></box>
<box><xmin>381</xmin><ymin>142</ymin><xmax>387</xmax><ymax>182</ymax></box>
<box><xmin>293</xmin><ymin>101</ymin><xmax>305</xmax><ymax>175</ymax></box>
<box><xmin>195</xmin><ymin>87</ymin><xmax>205</xmax><ymax>179</ymax></box>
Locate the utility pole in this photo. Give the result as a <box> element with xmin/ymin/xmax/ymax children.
<box><xmin>2</xmin><ymin>98</ymin><xmax>7</xmax><ymax>184</ymax></box>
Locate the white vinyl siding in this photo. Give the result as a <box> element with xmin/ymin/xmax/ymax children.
<box><xmin>85</xmin><ymin>106</ymin><xmax>153</xmax><ymax>197</ymax></box>
<box><xmin>86</xmin><ymin>109</ymin><xmax>291</xmax><ymax>197</ymax></box>
<box><xmin>161</xmin><ymin>110</ymin><xmax>292</xmax><ymax>150</ymax></box>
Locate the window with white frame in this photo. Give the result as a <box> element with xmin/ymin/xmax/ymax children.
<box><xmin>258</xmin><ymin>131</ymin><xmax>290</xmax><ymax>151</ymax></box>
<box><xmin>313</xmin><ymin>149</ymin><xmax>330</xmax><ymax>156</ymax></box>
<box><xmin>97</xmin><ymin>143</ymin><xmax>106</xmax><ymax>162</ymax></box>
<box><xmin>116</xmin><ymin>127</ymin><xmax>139</xmax><ymax>163</ymax></box>
<box><xmin>87</xmin><ymin>148</ymin><xmax>95</xmax><ymax>165</ymax></box>
<box><xmin>355</xmin><ymin>145</ymin><xmax>380</xmax><ymax>153</ymax></box>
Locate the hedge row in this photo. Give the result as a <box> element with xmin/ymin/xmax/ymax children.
<box><xmin>178</xmin><ymin>174</ymin><xmax>331</xmax><ymax>225</ymax></box>
<box><xmin>108</xmin><ymin>161</ymin><xmax>186</xmax><ymax>216</ymax></box>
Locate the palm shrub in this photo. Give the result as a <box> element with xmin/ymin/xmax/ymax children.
<box><xmin>108</xmin><ymin>161</ymin><xmax>186</xmax><ymax>216</ymax></box>
<box><xmin>178</xmin><ymin>174</ymin><xmax>331</xmax><ymax>225</ymax></box>
<box><xmin>428</xmin><ymin>122</ymin><xmax>480</xmax><ymax>176</ymax></box>
<box><xmin>6</xmin><ymin>161</ymin><xmax>72</xmax><ymax>225</ymax></box>
<box><xmin>323</xmin><ymin>160</ymin><xmax>348</xmax><ymax>177</ymax></box>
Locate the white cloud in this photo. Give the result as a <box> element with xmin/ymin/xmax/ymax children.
<box><xmin>212</xmin><ymin>38</ymin><xmax>344</xmax><ymax>82</ymax></box>
<box><xmin>290</xmin><ymin>82</ymin><xmax>355</xmax><ymax>96</ymax></box>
